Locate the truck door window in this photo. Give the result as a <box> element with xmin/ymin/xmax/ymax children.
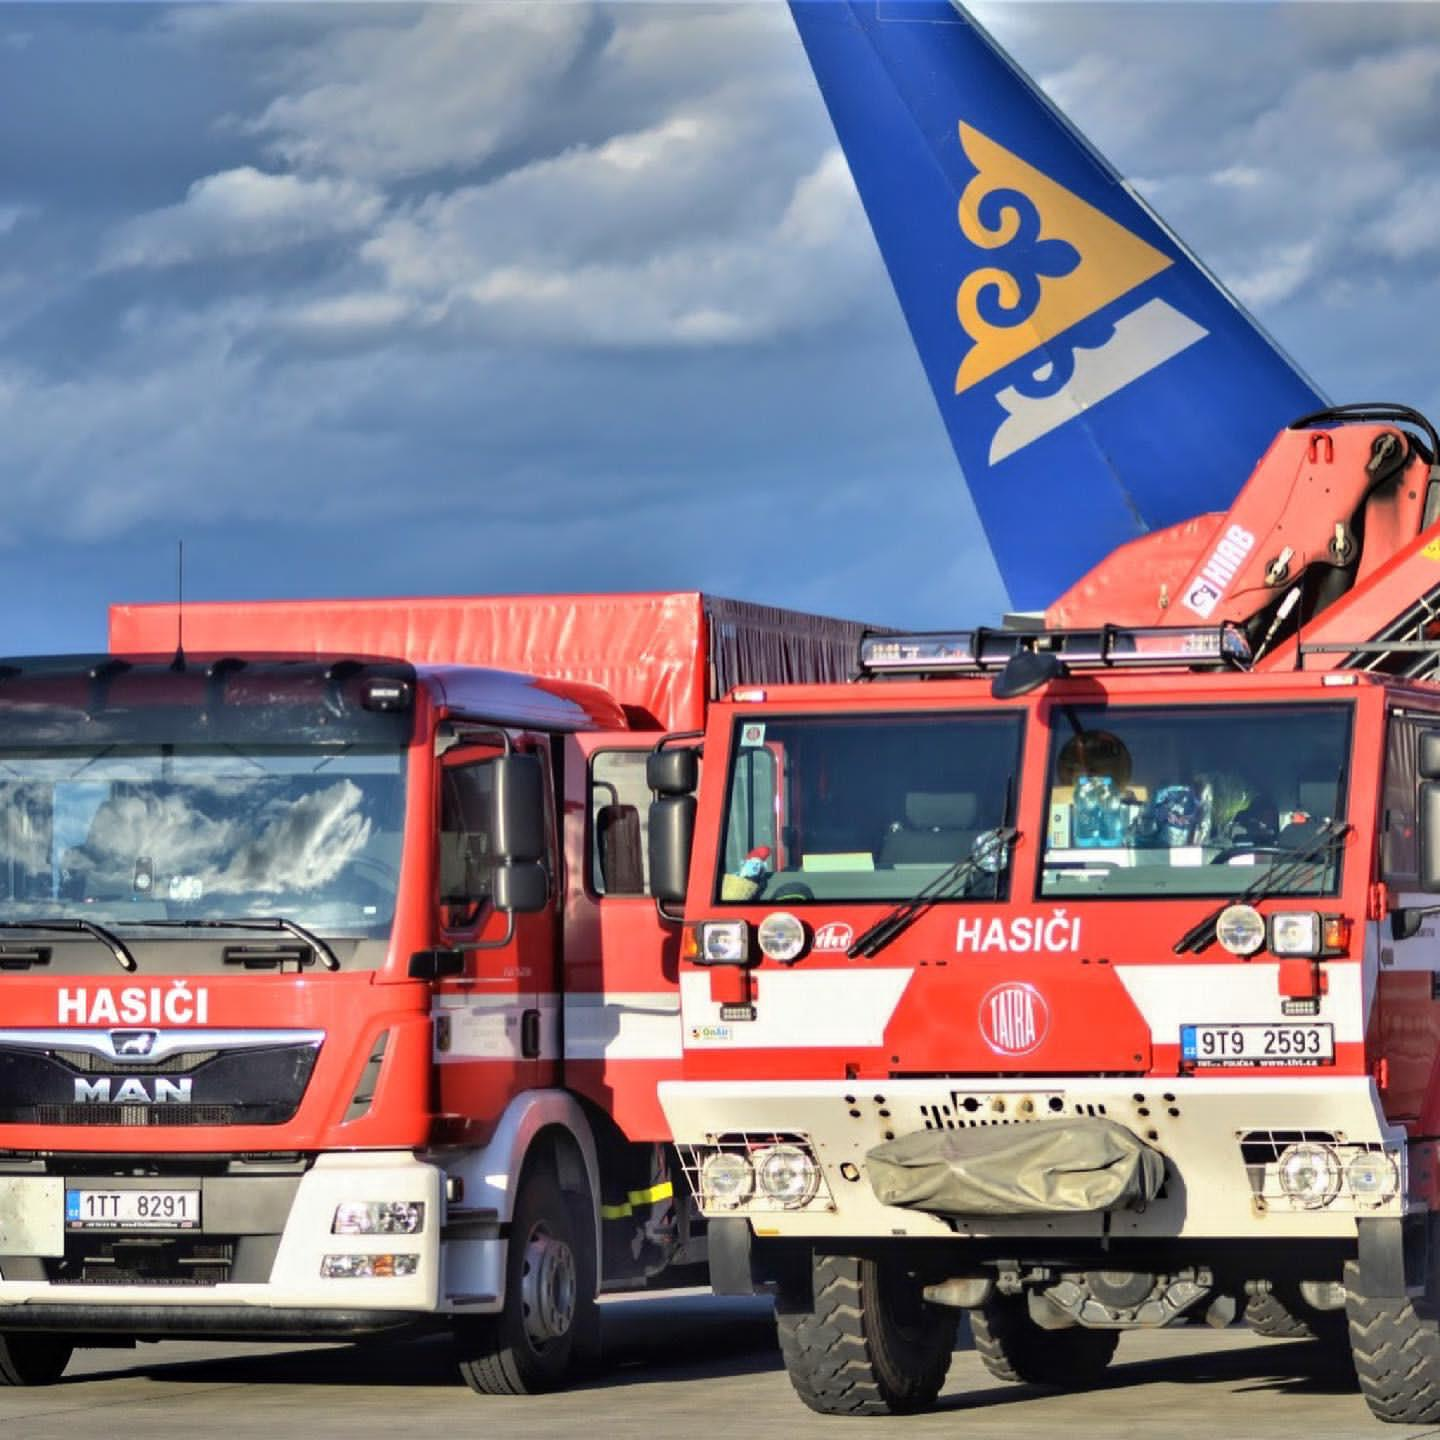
<box><xmin>715</xmin><ymin>713</ymin><xmax>1021</xmax><ymax>903</ymax></box>
<box><xmin>1039</xmin><ymin>703</ymin><xmax>1352</xmax><ymax>898</ymax></box>
<box><xmin>439</xmin><ymin>760</ymin><xmax>495</xmax><ymax>908</ymax></box>
<box><xmin>590</xmin><ymin>751</ymin><xmax>653</xmax><ymax>896</ymax></box>
<box><xmin>1381</xmin><ymin>715</ymin><xmax>1430</xmax><ymax>889</ymax></box>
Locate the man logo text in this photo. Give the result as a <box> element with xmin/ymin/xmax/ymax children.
<box><xmin>74</xmin><ymin>1077</ymin><xmax>193</xmax><ymax>1104</ymax></box>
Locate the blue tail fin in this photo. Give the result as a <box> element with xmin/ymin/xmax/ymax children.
<box><xmin>790</xmin><ymin>0</ymin><xmax>1324</xmax><ymax>610</ymax></box>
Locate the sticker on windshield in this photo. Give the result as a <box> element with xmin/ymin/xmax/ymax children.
<box><xmin>168</xmin><ymin>875</ymin><xmax>203</xmax><ymax>902</ymax></box>
<box><xmin>739</xmin><ymin>723</ymin><xmax>766</xmax><ymax>748</ymax></box>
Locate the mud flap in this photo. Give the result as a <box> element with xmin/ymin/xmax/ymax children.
<box><xmin>866</xmin><ymin>1117</ymin><xmax>1165</xmax><ymax>1218</ymax></box>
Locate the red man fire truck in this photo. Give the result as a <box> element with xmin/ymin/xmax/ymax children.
<box><xmin>652</xmin><ymin>407</ymin><xmax>1440</xmax><ymax>1426</ymax></box>
<box><xmin>0</xmin><ymin>591</ymin><xmax>870</xmax><ymax>1394</ymax></box>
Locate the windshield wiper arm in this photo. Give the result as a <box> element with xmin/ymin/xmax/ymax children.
<box><xmin>1173</xmin><ymin>820</ymin><xmax>1353</xmax><ymax>956</ymax></box>
<box><xmin>849</xmin><ymin>827</ymin><xmax>1019</xmax><ymax>961</ymax></box>
<box><xmin>126</xmin><ymin>917</ymin><xmax>341</xmax><ymax>971</ymax></box>
<box><xmin>0</xmin><ymin>918</ymin><xmax>137</xmax><ymax>973</ymax></box>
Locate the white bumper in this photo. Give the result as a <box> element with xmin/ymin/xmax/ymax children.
<box><xmin>0</xmin><ymin>1152</ymin><xmax>498</xmax><ymax>1324</ymax></box>
<box><xmin>661</xmin><ymin>1075</ymin><xmax>1409</xmax><ymax>1240</ymax></box>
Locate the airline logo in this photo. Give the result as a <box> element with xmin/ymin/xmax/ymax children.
<box><xmin>953</xmin><ymin>123</ymin><xmax>1207</xmax><ymax>462</ymax></box>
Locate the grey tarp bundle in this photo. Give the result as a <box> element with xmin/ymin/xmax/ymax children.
<box><xmin>866</xmin><ymin>1118</ymin><xmax>1166</xmax><ymax>1218</ymax></box>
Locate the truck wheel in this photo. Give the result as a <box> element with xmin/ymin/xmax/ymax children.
<box><xmin>456</xmin><ymin>1164</ymin><xmax>595</xmax><ymax>1396</ymax></box>
<box><xmin>1247</xmin><ymin>1287</ymin><xmax>1347</xmax><ymax>1345</ymax></box>
<box><xmin>775</xmin><ymin>1253</ymin><xmax>956</xmax><ymax>1415</ymax></box>
<box><xmin>1347</xmin><ymin>1271</ymin><xmax>1440</xmax><ymax>1425</ymax></box>
<box><xmin>972</xmin><ymin>1294</ymin><xmax>1118</xmax><ymax>1388</ymax></box>
<box><xmin>0</xmin><ymin>1334</ymin><xmax>73</xmax><ymax>1385</ymax></box>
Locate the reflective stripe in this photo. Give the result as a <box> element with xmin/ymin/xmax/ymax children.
<box><xmin>600</xmin><ymin>1181</ymin><xmax>674</xmax><ymax>1222</ymax></box>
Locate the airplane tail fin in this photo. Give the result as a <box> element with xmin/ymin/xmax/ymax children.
<box><xmin>790</xmin><ymin>0</ymin><xmax>1324</xmax><ymax>610</ymax></box>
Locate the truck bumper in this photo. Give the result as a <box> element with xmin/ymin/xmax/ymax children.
<box><xmin>660</xmin><ymin>1074</ymin><xmax>1410</xmax><ymax>1241</ymax></box>
<box><xmin>0</xmin><ymin>1151</ymin><xmax>503</xmax><ymax>1338</ymax></box>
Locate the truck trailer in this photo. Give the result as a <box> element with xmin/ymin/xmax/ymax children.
<box><xmin>651</xmin><ymin>409</ymin><xmax>1440</xmax><ymax>1425</ymax></box>
<box><xmin>0</xmin><ymin>591</ymin><xmax>873</xmax><ymax>1393</ymax></box>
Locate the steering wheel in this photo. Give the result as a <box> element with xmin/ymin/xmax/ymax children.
<box><xmin>769</xmin><ymin>884</ymin><xmax>814</xmax><ymax>903</ymax></box>
<box><xmin>1209</xmin><ymin>845</ymin><xmax>1288</xmax><ymax>865</ymax></box>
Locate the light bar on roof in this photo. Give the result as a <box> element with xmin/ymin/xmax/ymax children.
<box><xmin>857</xmin><ymin>623</ymin><xmax>1252</xmax><ymax>677</ymax></box>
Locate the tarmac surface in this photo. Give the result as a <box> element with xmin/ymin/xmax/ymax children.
<box><xmin>4</xmin><ymin>1291</ymin><xmax>1429</xmax><ymax>1440</ymax></box>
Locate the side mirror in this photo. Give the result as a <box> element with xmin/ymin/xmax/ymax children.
<box><xmin>649</xmin><ymin>795</ymin><xmax>697</xmax><ymax>905</ymax></box>
<box><xmin>1421</xmin><ymin>732</ymin><xmax>1440</xmax><ymax>781</ymax></box>
<box><xmin>492</xmin><ymin>754</ymin><xmax>544</xmax><ymax>862</ymax></box>
<box><xmin>648</xmin><ymin>748</ymin><xmax>699</xmax><ymax>797</ymax></box>
<box><xmin>1419</xmin><ymin>782</ymin><xmax>1440</xmax><ymax>892</ymax></box>
<box><xmin>495</xmin><ymin>861</ymin><xmax>548</xmax><ymax>914</ymax></box>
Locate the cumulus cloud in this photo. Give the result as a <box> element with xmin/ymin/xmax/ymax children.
<box><xmin>104</xmin><ymin>166</ymin><xmax>385</xmax><ymax>270</ymax></box>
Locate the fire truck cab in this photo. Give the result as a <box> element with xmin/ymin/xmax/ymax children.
<box><xmin>655</xmin><ymin>622</ymin><xmax>1440</xmax><ymax>1424</ymax></box>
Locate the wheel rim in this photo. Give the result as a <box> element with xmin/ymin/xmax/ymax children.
<box><xmin>519</xmin><ymin>1221</ymin><xmax>577</xmax><ymax>1349</ymax></box>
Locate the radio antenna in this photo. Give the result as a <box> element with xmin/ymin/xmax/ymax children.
<box><xmin>171</xmin><ymin>539</ymin><xmax>186</xmax><ymax>672</ymax></box>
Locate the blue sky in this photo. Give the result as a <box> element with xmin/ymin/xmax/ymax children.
<box><xmin>4</xmin><ymin>3</ymin><xmax>1440</xmax><ymax>652</ymax></box>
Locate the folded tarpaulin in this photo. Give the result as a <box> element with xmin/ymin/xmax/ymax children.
<box><xmin>866</xmin><ymin>1118</ymin><xmax>1166</xmax><ymax>1218</ymax></box>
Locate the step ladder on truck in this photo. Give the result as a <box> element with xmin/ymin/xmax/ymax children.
<box><xmin>649</xmin><ymin>407</ymin><xmax>1440</xmax><ymax>1425</ymax></box>
<box><xmin>0</xmin><ymin>591</ymin><xmax>876</xmax><ymax>1394</ymax></box>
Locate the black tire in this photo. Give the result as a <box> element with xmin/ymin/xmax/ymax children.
<box><xmin>0</xmin><ymin>1334</ymin><xmax>72</xmax><ymax>1386</ymax></box>
<box><xmin>456</xmin><ymin>1163</ymin><xmax>596</xmax><ymax>1396</ymax></box>
<box><xmin>775</xmin><ymin>1252</ymin><xmax>956</xmax><ymax>1416</ymax></box>
<box><xmin>1247</xmin><ymin>1287</ymin><xmax>1347</xmax><ymax>1345</ymax></box>
<box><xmin>972</xmin><ymin>1293</ymin><xmax>1118</xmax><ymax>1388</ymax></box>
<box><xmin>1347</xmin><ymin>1265</ymin><xmax>1440</xmax><ymax>1425</ymax></box>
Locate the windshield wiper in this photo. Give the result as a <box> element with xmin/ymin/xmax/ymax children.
<box><xmin>1172</xmin><ymin>820</ymin><xmax>1352</xmax><ymax>956</ymax></box>
<box><xmin>0</xmin><ymin>918</ymin><xmax>137</xmax><ymax>973</ymax></box>
<box><xmin>849</xmin><ymin>827</ymin><xmax>1019</xmax><ymax>960</ymax></box>
<box><xmin>124</xmin><ymin>917</ymin><xmax>341</xmax><ymax>971</ymax></box>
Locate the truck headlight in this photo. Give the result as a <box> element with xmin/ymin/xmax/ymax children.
<box><xmin>321</xmin><ymin>1253</ymin><xmax>420</xmax><ymax>1278</ymax></box>
<box><xmin>1278</xmin><ymin>1143</ymin><xmax>1342</xmax><ymax>1209</ymax></box>
<box><xmin>1346</xmin><ymin>1150</ymin><xmax>1399</xmax><ymax>1205</ymax></box>
<box><xmin>1269</xmin><ymin>912</ymin><xmax>1321</xmax><ymax>957</ymax></box>
<box><xmin>757</xmin><ymin>912</ymin><xmax>805</xmax><ymax>963</ymax></box>
<box><xmin>1216</xmin><ymin>904</ymin><xmax>1265</xmax><ymax>957</ymax></box>
<box><xmin>700</xmin><ymin>1151</ymin><xmax>754</xmax><ymax>1207</ymax></box>
<box><xmin>697</xmin><ymin>921</ymin><xmax>749</xmax><ymax>965</ymax></box>
<box><xmin>332</xmin><ymin>1201</ymin><xmax>425</xmax><ymax>1235</ymax></box>
<box><xmin>754</xmin><ymin>1144</ymin><xmax>821</xmax><ymax>1208</ymax></box>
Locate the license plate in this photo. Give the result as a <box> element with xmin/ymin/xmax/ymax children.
<box><xmin>65</xmin><ymin>1188</ymin><xmax>201</xmax><ymax>1230</ymax></box>
<box><xmin>1181</xmin><ymin>1022</ymin><xmax>1334</xmax><ymax>1068</ymax></box>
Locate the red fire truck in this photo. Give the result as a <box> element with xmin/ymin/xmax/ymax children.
<box><xmin>0</xmin><ymin>591</ymin><xmax>871</xmax><ymax>1394</ymax></box>
<box><xmin>652</xmin><ymin>408</ymin><xmax>1440</xmax><ymax>1426</ymax></box>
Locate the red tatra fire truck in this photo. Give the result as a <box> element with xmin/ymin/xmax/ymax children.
<box><xmin>0</xmin><ymin>591</ymin><xmax>871</xmax><ymax>1393</ymax></box>
<box><xmin>652</xmin><ymin>406</ymin><xmax>1440</xmax><ymax>1426</ymax></box>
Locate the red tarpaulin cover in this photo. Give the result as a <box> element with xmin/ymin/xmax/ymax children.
<box><xmin>109</xmin><ymin>592</ymin><xmax>876</xmax><ymax>732</ymax></box>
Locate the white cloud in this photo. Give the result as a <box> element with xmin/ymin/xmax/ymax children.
<box><xmin>104</xmin><ymin>167</ymin><xmax>385</xmax><ymax>270</ymax></box>
<box><xmin>246</xmin><ymin>6</ymin><xmax>596</xmax><ymax>182</ymax></box>
<box><xmin>0</xmin><ymin>204</ymin><xmax>36</xmax><ymax>237</ymax></box>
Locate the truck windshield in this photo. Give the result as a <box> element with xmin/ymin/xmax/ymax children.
<box><xmin>1040</xmin><ymin>703</ymin><xmax>1351</xmax><ymax>898</ymax></box>
<box><xmin>0</xmin><ymin>744</ymin><xmax>406</xmax><ymax>936</ymax></box>
<box><xmin>716</xmin><ymin>712</ymin><xmax>1022</xmax><ymax>903</ymax></box>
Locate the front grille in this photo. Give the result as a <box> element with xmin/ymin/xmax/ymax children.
<box><xmin>45</xmin><ymin>1237</ymin><xmax>235</xmax><ymax>1287</ymax></box>
<box><xmin>53</xmin><ymin>1050</ymin><xmax>220</xmax><ymax>1075</ymax></box>
<box><xmin>32</xmin><ymin>1105</ymin><xmax>238</xmax><ymax>1128</ymax></box>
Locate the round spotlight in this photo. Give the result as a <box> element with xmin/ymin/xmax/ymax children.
<box><xmin>757</xmin><ymin>912</ymin><xmax>806</xmax><ymax>964</ymax></box>
<box><xmin>700</xmin><ymin>1151</ymin><xmax>754</xmax><ymax>1208</ymax></box>
<box><xmin>754</xmin><ymin>1144</ymin><xmax>821</xmax><ymax>1208</ymax></box>
<box><xmin>1216</xmin><ymin>903</ymin><xmax>1266</xmax><ymax>957</ymax></box>
<box><xmin>1277</xmin><ymin>1143</ymin><xmax>1342</xmax><ymax>1209</ymax></box>
<box><xmin>1346</xmin><ymin>1149</ymin><xmax>1399</xmax><ymax>1205</ymax></box>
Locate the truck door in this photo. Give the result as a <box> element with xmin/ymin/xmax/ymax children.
<box><xmin>433</xmin><ymin>736</ymin><xmax>559</xmax><ymax>1142</ymax></box>
<box><xmin>563</xmin><ymin>733</ymin><xmax>691</xmax><ymax>1141</ymax></box>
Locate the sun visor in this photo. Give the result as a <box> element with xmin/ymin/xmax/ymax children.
<box><xmin>866</xmin><ymin>1118</ymin><xmax>1164</xmax><ymax>1218</ymax></box>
